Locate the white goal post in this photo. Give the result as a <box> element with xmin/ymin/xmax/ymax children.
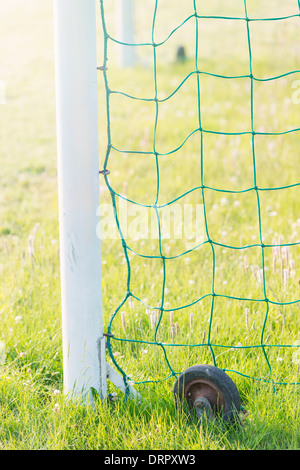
<box><xmin>53</xmin><ymin>0</ymin><xmax>138</xmax><ymax>403</ymax></box>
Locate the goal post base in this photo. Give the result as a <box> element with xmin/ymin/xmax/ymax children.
<box><xmin>99</xmin><ymin>337</ymin><xmax>140</xmax><ymax>402</ymax></box>
<box><xmin>106</xmin><ymin>364</ymin><xmax>141</xmax><ymax>400</ymax></box>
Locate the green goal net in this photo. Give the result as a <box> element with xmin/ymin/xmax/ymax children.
<box><xmin>99</xmin><ymin>0</ymin><xmax>300</xmax><ymax>394</ymax></box>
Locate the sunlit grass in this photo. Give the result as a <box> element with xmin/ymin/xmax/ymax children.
<box><xmin>0</xmin><ymin>0</ymin><xmax>300</xmax><ymax>450</ymax></box>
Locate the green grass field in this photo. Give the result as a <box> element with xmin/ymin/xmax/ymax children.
<box><xmin>1</xmin><ymin>0</ymin><xmax>300</xmax><ymax>450</ymax></box>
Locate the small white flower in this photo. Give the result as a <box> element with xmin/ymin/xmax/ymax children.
<box><xmin>53</xmin><ymin>403</ymin><xmax>60</xmax><ymax>412</ymax></box>
<box><xmin>110</xmin><ymin>392</ymin><xmax>118</xmax><ymax>401</ymax></box>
